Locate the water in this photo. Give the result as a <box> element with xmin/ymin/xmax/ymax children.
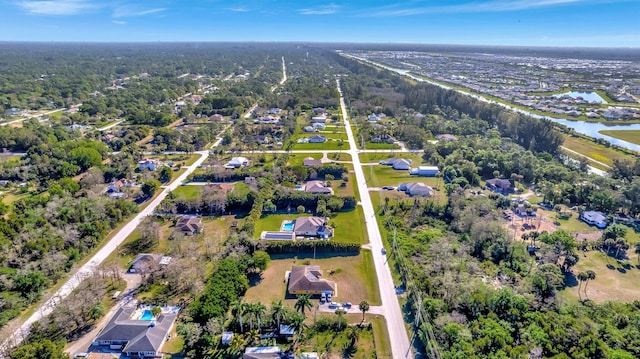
<box><xmin>140</xmin><ymin>309</ymin><xmax>153</xmax><ymax>321</ymax></box>
<box><xmin>347</xmin><ymin>56</ymin><xmax>640</xmax><ymax>152</ymax></box>
<box><xmin>554</xmin><ymin>91</ymin><xmax>607</xmax><ymax>104</ymax></box>
<box><xmin>282</xmin><ymin>221</ymin><xmax>295</xmax><ymax>231</ymax></box>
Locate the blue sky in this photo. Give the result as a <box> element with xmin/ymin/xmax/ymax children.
<box><xmin>0</xmin><ymin>0</ymin><xmax>638</xmax><ymax>47</ymax></box>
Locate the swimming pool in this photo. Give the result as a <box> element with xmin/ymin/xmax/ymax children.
<box><xmin>282</xmin><ymin>221</ymin><xmax>295</xmax><ymax>231</ymax></box>
<box><xmin>140</xmin><ymin>309</ymin><xmax>154</xmax><ymax>321</ymax></box>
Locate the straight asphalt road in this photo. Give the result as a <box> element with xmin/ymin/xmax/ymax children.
<box><xmin>337</xmin><ymin>78</ymin><xmax>413</xmax><ymax>359</ymax></box>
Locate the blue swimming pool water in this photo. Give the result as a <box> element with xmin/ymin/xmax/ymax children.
<box><xmin>140</xmin><ymin>309</ymin><xmax>154</xmax><ymax>321</ymax></box>
<box><xmin>282</xmin><ymin>222</ymin><xmax>295</xmax><ymax>231</ymax></box>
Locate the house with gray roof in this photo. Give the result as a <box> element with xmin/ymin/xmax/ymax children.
<box><xmin>94</xmin><ymin>306</ymin><xmax>178</xmax><ymax>358</ymax></box>
<box><xmin>304</xmin><ymin>180</ymin><xmax>333</xmax><ymax>195</ymax></box>
<box><xmin>383</xmin><ymin>158</ymin><xmax>412</xmax><ymax>170</ymax></box>
<box><xmin>293</xmin><ymin>216</ymin><xmax>332</xmax><ymax>238</ymax></box>
<box><xmin>288</xmin><ymin>265</ymin><xmax>336</xmax><ymax>295</ymax></box>
<box><xmin>397</xmin><ymin>182</ymin><xmax>434</xmax><ymax>197</ymax></box>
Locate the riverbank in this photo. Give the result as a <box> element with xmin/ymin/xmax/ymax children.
<box><xmin>599</xmin><ymin>130</ymin><xmax>640</xmax><ymax>146</ymax></box>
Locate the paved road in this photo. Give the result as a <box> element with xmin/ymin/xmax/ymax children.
<box><xmin>337</xmin><ymin>79</ymin><xmax>413</xmax><ymax>359</ymax></box>
<box><xmin>0</xmin><ymin>134</ymin><xmax>224</xmax><ymax>356</ymax></box>
<box><xmin>0</xmin><ymin>106</ymin><xmax>77</xmax><ymax>127</ymax></box>
<box><xmin>96</xmin><ymin>119</ymin><xmax>125</xmax><ymax>132</ymax></box>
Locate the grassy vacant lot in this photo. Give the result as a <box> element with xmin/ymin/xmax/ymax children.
<box><xmin>363</xmin><ymin>142</ymin><xmax>400</xmax><ymax>150</ymax></box>
<box><xmin>300</xmin><ymin>313</ymin><xmax>391</xmax><ymax>359</ymax></box>
<box><xmin>562</xmin><ymin>135</ymin><xmax>632</xmax><ymax>166</ymax></box>
<box><xmin>364</xmin><ymin>165</ymin><xmax>441</xmax><ymax>189</ymax></box>
<box><xmin>566</xmin><ymin>250</ymin><xmax>640</xmax><ymax>303</ymax></box>
<box><xmin>147</xmin><ymin>153</ymin><xmax>200</xmax><ymax>167</ymax></box>
<box><xmin>599</xmin><ymin>130</ymin><xmax>640</xmax><ymax>145</ymax></box>
<box><xmin>255</xmin><ymin>209</ymin><xmax>368</xmax><ymax>244</ymax></box>
<box><xmin>359</xmin><ymin>152</ymin><xmax>423</xmax><ymax>164</ymax></box>
<box><xmin>170</xmin><ymin>184</ymin><xmax>203</xmax><ymax>199</ymax></box>
<box><xmin>244</xmin><ymin>250</ymin><xmax>381</xmax><ymax>306</ymax></box>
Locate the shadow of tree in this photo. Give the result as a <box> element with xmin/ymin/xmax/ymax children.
<box><xmin>342</xmin><ymin>342</ymin><xmax>357</xmax><ymax>358</ymax></box>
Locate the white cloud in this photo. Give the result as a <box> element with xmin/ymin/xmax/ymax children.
<box><xmin>366</xmin><ymin>0</ymin><xmax>591</xmax><ymax>16</ymax></box>
<box><xmin>18</xmin><ymin>0</ymin><xmax>95</xmax><ymax>15</ymax></box>
<box><xmin>298</xmin><ymin>3</ymin><xmax>340</xmax><ymax>15</ymax></box>
<box><xmin>228</xmin><ymin>7</ymin><xmax>249</xmax><ymax>12</ymax></box>
<box><xmin>112</xmin><ymin>20</ymin><xmax>127</xmax><ymax>25</ymax></box>
<box><xmin>113</xmin><ymin>6</ymin><xmax>167</xmax><ymax>18</ymax></box>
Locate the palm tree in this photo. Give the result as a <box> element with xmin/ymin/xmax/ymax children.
<box><xmin>294</xmin><ymin>294</ymin><xmax>313</xmax><ymax>317</ymax></box>
<box><xmin>577</xmin><ymin>271</ymin><xmax>588</xmax><ymax>301</ymax></box>
<box><xmin>288</xmin><ymin>313</ymin><xmax>307</xmax><ymax>348</ymax></box>
<box><xmin>346</xmin><ymin>326</ymin><xmax>360</xmax><ymax>345</ymax></box>
<box><xmin>231</xmin><ymin>299</ymin><xmax>245</xmax><ymax>333</ymax></box>
<box><xmin>254</xmin><ymin>302</ymin><xmax>267</xmax><ymax>332</ymax></box>
<box><xmin>615</xmin><ymin>238</ymin><xmax>627</xmax><ymax>259</ymax></box>
<box><xmin>244</xmin><ymin>303</ymin><xmax>257</xmax><ymax>331</ymax></box>
<box><xmin>359</xmin><ymin>300</ymin><xmax>370</xmax><ymax>323</ymax></box>
<box><xmin>336</xmin><ymin>309</ymin><xmax>346</xmax><ymax>330</ymax></box>
<box><xmin>271</xmin><ymin>300</ymin><xmax>286</xmax><ymax>331</ymax></box>
<box><xmin>584</xmin><ymin>270</ymin><xmax>596</xmax><ymax>299</ymax></box>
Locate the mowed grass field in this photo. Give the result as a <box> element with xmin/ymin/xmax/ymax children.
<box><xmin>255</xmin><ymin>209</ymin><xmax>368</xmax><ymax>244</ymax></box>
<box><xmin>244</xmin><ymin>250</ymin><xmax>381</xmax><ymax>306</ymax></box>
<box><xmin>359</xmin><ymin>152</ymin><xmax>424</xmax><ymax>164</ymax></box>
<box><xmin>599</xmin><ymin>130</ymin><xmax>640</xmax><ymax>146</ymax></box>
<box><xmin>562</xmin><ymin>135</ymin><xmax>633</xmax><ymax>166</ymax></box>
<box><xmin>566</xmin><ymin>250</ymin><xmax>640</xmax><ymax>303</ymax></box>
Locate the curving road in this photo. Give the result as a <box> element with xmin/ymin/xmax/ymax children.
<box><xmin>337</xmin><ymin>78</ymin><xmax>413</xmax><ymax>359</ymax></box>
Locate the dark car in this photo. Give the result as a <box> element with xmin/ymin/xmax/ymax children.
<box><xmin>382</xmin><ymin>186</ymin><xmax>395</xmax><ymax>190</ymax></box>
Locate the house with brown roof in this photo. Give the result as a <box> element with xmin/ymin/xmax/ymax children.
<box><xmin>304</xmin><ymin>180</ymin><xmax>333</xmax><ymax>195</ymax></box>
<box><xmin>208</xmin><ymin>183</ymin><xmax>235</xmax><ymax>192</ymax></box>
<box><xmin>176</xmin><ymin>216</ymin><xmax>203</xmax><ymax>235</ymax></box>
<box><xmin>486</xmin><ymin>178</ymin><xmax>513</xmax><ymax>194</ymax></box>
<box><xmin>288</xmin><ymin>265</ymin><xmax>336</xmax><ymax>295</ymax></box>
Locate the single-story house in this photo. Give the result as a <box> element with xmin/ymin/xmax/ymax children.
<box><xmin>410</xmin><ymin>166</ymin><xmax>440</xmax><ymax>177</ymax></box>
<box><xmin>268</xmin><ymin>108</ymin><xmax>282</xmax><ymax>115</ymax></box>
<box><xmin>226</xmin><ymin>157</ymin><xmax>249</xmax><ymax>168</ymax></box>
<box><xmin>138</xmin><ymin>159</ymin><xmax>159</xmax><ymax>171</ymax></box>
<box><xmin>129</xmin><ymin>254</ymin><xmax>171</xmax><ymax>274</ymax></box>
<box><xmin>367</xmin><ymin>114</ymin><xmax>379</xmax><ymax>122</ymax></box>
<box><xmin>370</xmin><ymin>134</ymin><xmax>396</xmax><ymax>144</ymax></box>
<box><xmin>303</xmin><ymin>126</ymin><xmax>314</xmax><ymax>132</ymax></box>
<box><xmin>293</xmin><ymin>216</ymin><xmax>332</xmax><ymax>238</ymax></box>
<box><xmin>398</xmin><ymin>182</ymin><xmax>434</xmax><ymax>196</ymax></box>
<box><xmin>384</xmin><ymin>158</ymin><xmax>412</xmax><ymax>170</ymax></box>
<box><xmin>308</xmin><ymin>135</ymin><xmax>326</xmax><ymax>143</ymax></box>
<box><xmin>94</xmin><ymin>306</ymin><xmax>178</xmax><ymax>358</ymax></box>
<box><xmin>310</xmin><ymin>115</ymin><xmax>327</xmax><ymax>123</ymax></box>
<box><xmin>304</xmin><ymin>180</ymin><xmax>333</xmax><ymax>195</ymax></box>
<box><xmin>106</xmin><ymin>178</ymin><xmax>134</xmax><ymax>193</ymax></box>
<box><xmin>253</xmin><ymin>135</ymin><xmax>270</xmax><ymax>144</ymax></box>
<box><xmin>303</xmin><ymin>157</ymin><xmax>322</xmax><ymax>167</ymax></box>
<box><xmin>288</xmin><ymin>265</ymin><xmax>336</xmax><ymax>295</ymax></box>
<box><xmin>312</xmin><ymin>107</ymin><xmax>326</xmax><ymax>114</ymax></box>
<box><xmin>243</xmin><ymin>346</ymin><xmax>282</xmax><ymax>359</ymax></box>
<box><xmin>312</xmin><ymin>122</ymin><xmax>326</xmax><ymax>130</ymax></box>
<box><xmin>486</xmin><ymin>178</ymin><xmax>513</xmax><ymax>194</ymax></box>
<box><xmin>515</xmin><ymin>204</ymin><xmax>536</xmax><ymax>217</ymax></box>
<box><xmin>580</xmin><ymin>211</ymin><xmax>608</xmax><ymax>229</ymax></box>
<box><xmin>209</xmin><ymin>114</ymin><xmax>224</xmax><ymax>122</ymax></box>
<box><xmin>279</xmin><ymin>325</ymin><xmax>296</xmax><ymax>337</ymax></box>
<box><xmin>176</xmin><ymin>216</ymin><xmax>204</xmax><ymax>235</ymax></box>
<box><xmin>436</xmin><ymin>134</ymin><xmax>457</xmax><ymax>142</ymax></box>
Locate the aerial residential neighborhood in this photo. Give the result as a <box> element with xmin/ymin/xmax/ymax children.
<box><xmin>0</xmin><ymin>39</ymin><xmax>639</xmax><ymax>359</ymax></box>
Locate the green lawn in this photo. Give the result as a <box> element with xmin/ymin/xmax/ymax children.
<box><xmin>244</xmin><ymin>250</ymin><xmax>381</xmax><ymax>306</ymax></box>
<box><xmin>358</xmin><ymin>152</ymin><xmax>423</xmax><ymax>164</ymax></box>
<box><xmin>363</xmin><ymin>142</ymin><xmax>400</xmax><ymax>150</ymax></box>
<box><xmin>365</xmin><ymin>165</ymin><xmax>441</xmax><ymax>188</ymax></box>
<box><xmin>286</xmin><ymin>153</ymin><xmax>322</xmax><ymax>167</ymax></box>
<box><xmin>171</xmin><ymin>185</ymin><xmax>203</xmax><ymax>199</ymax></box>
<box><xmin>148</xmin><ymin>154</ymin><xmax>200</xmax><ymax>167</ymax></box>
<box><xmin>562</xmin><ymin>136</ymin><xmax>633</xmax><ymax>166</ymax></box>
<box><xmin>599</xmin><ymin>130</ymin><xmax>640</xmax><ymax>146</ymax></box>
<box><xmin>255</xmin><ymin>209</ymin><xmax>367</xmax><ymax>244</ymax></box>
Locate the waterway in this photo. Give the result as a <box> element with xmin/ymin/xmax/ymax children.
<box><xmin>345</xmin><ymin>54</ymin><xmax>640</xmax><ymax>153</ymax></box>
<box><xmin>554</xmin><ymin>91</ymin><xmax>607</xmax><ymax>104</ymax></box>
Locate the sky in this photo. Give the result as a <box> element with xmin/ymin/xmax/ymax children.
<box><xmin>0</xmin><ymin>0</ymin><xmax>638</xmax><ymax>47</ymax></box>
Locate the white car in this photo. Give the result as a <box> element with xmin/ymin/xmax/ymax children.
<box><xmin>328</xmin><ymin>302</ymin><xmax>341</xmax><ymax>309</ymax></box>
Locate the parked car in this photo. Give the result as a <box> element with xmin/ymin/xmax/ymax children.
<box><xmin>328</xmin><ymin>302</ymin><xmax>340</xmax><ymax>309</ymax></box>
<box><xmin>381</xmin><ymin>248</ymin><xmax>387</xmax><ymax>255</ymax></box>
<box><xmin>382</xmin><ymin>186</ymin><xmax>395</xmax><ymax>190</ymax></box>
<box><xmin>342</xmin><ymin>302</ymin><xmax>352</xmax><ymax>308</ymax></box>
<box><xmin>326</xmin><ymin>293</ymin><xmax>332</xmax><ymax>302</ymax></box>
<box><xmin>320</xmin><ymin>292</ymin><xmax>327</xmax><ymax>304</ymax></box>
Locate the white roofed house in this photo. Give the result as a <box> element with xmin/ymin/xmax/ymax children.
<box><xmin>225</xmin><ymin>157</ymin><xmax>249</xmax><ymax>168</ymax></box>
<box><xmin>138</xmin><ymin>158</ymin><xmax>160</xmax><ymax>171</ymax></box>
<box><xmin>398</xmin><ymin>182</ymin><xmax>434</xmax><ymax>197</ymax></box>
<box><xmin>383</xmin><ymin>158</ymin><xmax>412</xmax><ymax>170</ymax></box>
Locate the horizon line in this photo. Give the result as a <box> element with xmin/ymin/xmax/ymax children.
<box><xmin>0</xmin><ymin>40</ymin><xmax>637</xmax><ymax>50</ymax></box>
